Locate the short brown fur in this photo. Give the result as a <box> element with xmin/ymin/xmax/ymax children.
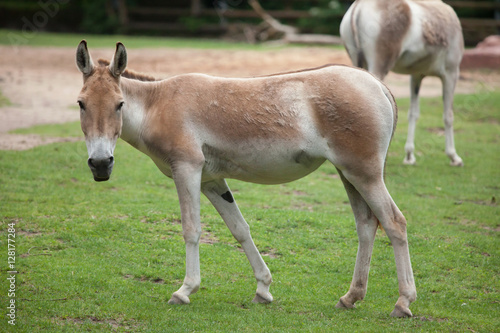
<box><xmin>376</xmin><ymin>0</ymin><xmax>412</xmax><ymax>77</ymax></box>
<box><xmin>419</xmin><ymin>1</ymin><xmax>460</xmax><ymax>47</ymax></box>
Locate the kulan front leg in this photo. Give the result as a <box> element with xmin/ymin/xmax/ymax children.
<box><xmin>168</xmin><ymin>162</ymin><xmax>203</xmax><ymax>305</ymax></box>
<box><xmin>201</xmin><ymin>179</ymin><xmax>273</xmax><ymax>303</ymax></box>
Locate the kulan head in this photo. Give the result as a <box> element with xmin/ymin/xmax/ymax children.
<box><xmin>76</xmin><ymin>40</ymin><xmax>127</xmax><ymax>181</ymax></box>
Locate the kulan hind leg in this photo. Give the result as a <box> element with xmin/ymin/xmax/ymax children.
<box><xmin>341</xmin><ymin>169</ymin><xmax>416</xmax><ymax>317</ymax></box>
<box><xmin>404</xmin><ymin>75</ymin><xmax>424</xmax><ymax>165</ymax></box>
<box><xmin>442</xmin><ymin>70</ymin><xmax>463</xmax><ymax>166</ymax></box>
<box><xmin>335</xmin><ymin>169</ymin><xmax>379</xmax><ymax>309</ymax></box>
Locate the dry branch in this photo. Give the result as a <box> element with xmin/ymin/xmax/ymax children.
<box><xmin>247</xmin><ymin>0</ymin><xmax>342</xmax><ymax>45</ymax></box>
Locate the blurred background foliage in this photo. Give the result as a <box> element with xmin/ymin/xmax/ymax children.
<box><xmin>0</xmin><ymin>0</ymin><xmax>498</xmax><ymax>45</ymax></box>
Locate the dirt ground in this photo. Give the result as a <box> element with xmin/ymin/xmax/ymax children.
<box><xmin>1</xmin><ymin>45</ymin><xmax>499</xmax><ymax>150</ymax></box>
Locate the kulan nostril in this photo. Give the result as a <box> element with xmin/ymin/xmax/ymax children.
<box><xmin>88</xmin><ymin>158</ymin><xmax>96</xmax><ymax>169</ymax></box>
<box><xmin>88</xmin><ymin>157</ymin><xmax>114</xmax><ymax>169</ymax></box>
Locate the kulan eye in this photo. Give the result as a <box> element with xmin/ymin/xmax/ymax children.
<box><xmin>77</xmin><ymin>101</ymin><xmax>85</xmax><ymax>110</ymax></box>
<box><xmin>116</xmin><ymin>101</ymin><xmax>124</xmax><ymax>112</ymax></box>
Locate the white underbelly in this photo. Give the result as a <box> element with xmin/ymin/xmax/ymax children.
<box><xmin>201</xmin><ymin>141</ymin><xmax>326</xmax><ymax>184</ymax></box>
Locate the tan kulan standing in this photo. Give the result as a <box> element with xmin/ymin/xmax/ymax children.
<box><xmin>76</xmin><ymin>40</ymin><xmax>417</xmax><ymax>317</ymax></box>
<box><xmin>341</xmin><ymin>0</ymin><xmax>464</xmax><ymax>166</ymax></box>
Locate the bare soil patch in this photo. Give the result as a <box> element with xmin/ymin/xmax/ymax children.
<box><xmin>1</xmin><ymin>45</ymin><xmax>498</xmax><ymax>150</ymax></box>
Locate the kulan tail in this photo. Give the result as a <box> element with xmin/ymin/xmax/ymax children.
<box><xmin>380</xmin><ymin>81</ymin><xmax>398</xmax><ymax>181</ymax></box>
<box><xmin>350</xmin><ymin>1</ymin><xmax>367</xmax><ymax>69</ymax></box>
<box><xmin>381</xmin><ymin>83</ymin><xmax>398</xmax><ymax>141</ymax></box>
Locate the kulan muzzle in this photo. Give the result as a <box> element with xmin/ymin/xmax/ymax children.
<box><xmin>85</xmin><ymin>137</ymin><xmax>116</xmax><ymax>182</ymax></box>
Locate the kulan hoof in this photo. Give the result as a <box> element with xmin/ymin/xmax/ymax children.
<box><xmin>390</xmin><ymin>305</ymin><xmax>412</xmax><ymax>318</ymax></box>
<box><xmin>252</xmin><ymin>292</ymin><xmax>273</xmax><ymax>304</ymax></box>
<box><xmin>450</xmin><ymin>158</ymin><xmax>464</xmax><ymax>167</ymax></box>
<box><xmin>335</xmin><ymin>297</ymin><xmax>355</xmax><ymax>309</ymax></box>
<box><xmin>403</xmin><ymin>157</ymin><xmax>416</xmax><ymax>166</ymax></box>
<box><xmin>168</xmin><ymin>293</ymin><xmax>190</xmax><ymax>305</ymax></box>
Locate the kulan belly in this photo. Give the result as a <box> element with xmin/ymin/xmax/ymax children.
<box><xmin>201</xmin><ymin>143</ymin><xmax>326</xmax><ymax>184</ymax></box>
<box><xmin>392</xmin><ymin>50</ymin><xmax>439</xmax><ymax>75</ymax></box>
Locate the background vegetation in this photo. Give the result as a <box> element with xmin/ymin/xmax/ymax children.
<box><xmin>0</xmin><ymin>0</ymin><xmax>497</xmax><ymax>44</ymax></box>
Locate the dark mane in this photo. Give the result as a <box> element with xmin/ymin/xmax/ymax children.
<box><xmin>254</xmin><ymin>64</ymin><xmax>339</xmax><ymax>78</ymax></box>
<box><xmin>97</xmin><ymin>59</ymin><xmax>158</xmax><ymax>82</ymax></box>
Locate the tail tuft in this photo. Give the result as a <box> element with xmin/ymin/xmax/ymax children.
<box><xmin>381</xmin><ymin>83</ymin><xmax>398</xmax><ymax>141</ymax></box>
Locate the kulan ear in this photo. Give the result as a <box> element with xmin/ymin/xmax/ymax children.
<box><xmin>109</xmin><ymin>42</ymin><xmax>127</xmax><ymax>78</ymax></box>
<box><xmin>76</xmin><ymin>40</ymin><xmax>94</xmax><ymax>75</ymax></box>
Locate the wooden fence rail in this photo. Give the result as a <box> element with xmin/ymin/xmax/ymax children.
<box><xmin>124</xmin><ymin>1</ymin><xmax>499</xmax><ymax>45</ymax></box>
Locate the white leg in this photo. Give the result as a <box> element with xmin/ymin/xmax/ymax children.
<box><xmin>201</xmin><ymin>179</ymin><xmax>273</xmax><ymax>303</ymax></box>
<box><xmin>343</xmin><ymin>170</ymin><xmax>416</xmax><ymax>317</ymax></box>
<box><xmin>404</xmin><ymin>75</ymin><xmax>424</xmax><ymax>165</ymax></box>
<box><xmin>367</xmin><ymin>61</ymin><xmax>388</xmax><ymax>81</ymax></box>
<box><xmin>335</xmin><ymin>170</ymin><xmax>378</xmax><ymax>309</ymax></box>
<box><xmin>442</xmin><ymin>71</ymin><xmax>463</xmax><ymax>166</ymax></box>
<box><xmin>168</xmin><ymin>161</ymin><xmax>203</xmax><ymax>305</ymax></box>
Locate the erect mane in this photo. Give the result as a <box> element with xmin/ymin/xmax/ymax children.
<box><xmin>97</xmin><ymin>59</ymin><xmax>158</xmax><ymax>82</ymax></box>
<box><xmin>254</xmin><ymin>64</ymin><xmax>338</xmax><ymax>78</ymax></box>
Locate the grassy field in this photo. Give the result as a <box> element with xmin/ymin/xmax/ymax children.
<box><xmin>1</xmin><ymin>91</ymin><xmax>499</xmax><ymax>332</ymax></box>
<box><xmin>0</xmin><ymin>29</ymin><xmax>318</xmax><ymax>50</ymax></box>
<box><xmin>0</xmin><ymin>31</ymin><xmax>499</xmax><ymax>332</ymax></box>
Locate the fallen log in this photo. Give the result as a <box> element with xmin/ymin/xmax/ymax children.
<box><xmin>247</xmin><ymin>0</ymin><xmax>342</xmax><ymax>45</ymax></box>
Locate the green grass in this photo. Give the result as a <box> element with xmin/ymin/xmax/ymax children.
<box><xmin>10</xmin><ymin>121</ymin><xmax>82</xmax><ymax>138</ymax></box>
<box><xmin>1</xmin><ymin>88</ymin><xmax>499</xmax><ymax>332</ymax></box>
<box><xmin>0</xmin><ymin>29</ymin><xmax>304</xmax><ymax>51</ymax></box>
<box><xmin>0</xmin><ymin>29</ymin><xmax>344</xmax><ymax>50</ymax></box>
